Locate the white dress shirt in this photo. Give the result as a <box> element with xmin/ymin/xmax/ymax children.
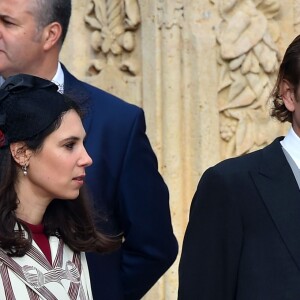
<box><xmin>281</xmin><ymin>127</ymin><xmax>300</xmax><ymax>169</ymax></box>
<box><xmin>51</xmin><ymin>62</ymin><xmax>64</xmax><ymax>94</ymax></box>
<box><xmin>0</xmin><ymin>62</ymin><xmax>64</xmax><ymax>92</ymax></box>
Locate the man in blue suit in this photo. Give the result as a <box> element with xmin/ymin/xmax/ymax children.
<box><xmin>179</xmin><ymin>35</ymin><xmax>300</xmax><ymax>299</ymax></box>
<box><xmin>0</xmin><ymin>0</ymin><xmax>178</xmax><ymax>299</ymax></box>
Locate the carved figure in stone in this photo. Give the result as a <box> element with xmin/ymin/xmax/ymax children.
<box><xmin>216</xmin><ymin>0</ymin><xmax>282</xmax><ymax>158</ymax></box>
<box><xmin>84</xmin><ymin>0</ymin><xmax>141</xmax><ymax>75</ymax></box>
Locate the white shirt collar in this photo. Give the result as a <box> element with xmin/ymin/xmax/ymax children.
<box><xmin>280</xmin><ymin>127</ymin><xmax>300</xmax><ymax>168</ymax></box>
<box><xmin>51</xmin><ymin>62</ymin><xmax>64</xmax><ymax>93</ymax></box>
<box><xmin>0</xmin><ymin>63</ymin><xmax>64</xmax><ymax>91</ymax></box>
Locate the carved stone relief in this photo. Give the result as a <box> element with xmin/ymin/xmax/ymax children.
<box><xmin>294</xmin><ymin>0</ymin><xmax>300</xmax><ymax>29</ymax></box>
<box><xmin>157</xmin><ymin>0</ymin><xmax>184</xmax><ymax>29</ymax></box>
<box><xmin>60</xmin><ymin>1</ymin><xmax>297</xmax><ymax>299</ymax></box>
<box><xmin>214</xmin><ymin>0</ymin><xmax>285</xmax><ymax>159</ymax></box>
<box><xmin>85</xmin><ymin>0</ymin><xmax>140</xmax><ymax>75</ymax></box>
<box><xmin>84</xmin><ymin>0</ymin><xmax>142</xmax><ymax>104</ymax></box>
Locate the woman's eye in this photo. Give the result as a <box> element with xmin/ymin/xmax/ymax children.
<box><xmin>65</xmin><ymin>143</ymin><xmax>75</xmax><ymax>150</ymax></box>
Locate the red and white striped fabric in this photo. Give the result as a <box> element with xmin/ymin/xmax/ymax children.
<box><xmin>0</xmin><ymin>236</ymin><xmax>93</xmax><ymax>299</ymax></box>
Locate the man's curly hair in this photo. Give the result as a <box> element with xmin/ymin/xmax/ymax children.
<box><xmin>270</xmin><ymin>35</ymin><xmax>300</xmax><ymax>123</ymax></box>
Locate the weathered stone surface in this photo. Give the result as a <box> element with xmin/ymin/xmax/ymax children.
<box><xmin>61</xmin><ymin>1</ymin><xmax>295</xmax><ymax>298</ymax></box>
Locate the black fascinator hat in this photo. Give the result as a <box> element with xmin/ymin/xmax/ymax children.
<box><xmin>0</xmin><ymin>74</ymin><xmax>72</xmax><ymax>146</ymax></box>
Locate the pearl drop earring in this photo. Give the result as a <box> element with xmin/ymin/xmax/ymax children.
<box><xmin>22</xmin><ymin>165</ymin><xmax>28</xmax><ymax>176</ymax></box>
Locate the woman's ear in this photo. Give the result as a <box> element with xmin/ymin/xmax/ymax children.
<box><xmin>10</xmin><ymin>142</ymin><xmax>32</xmax><ymax>167</ymax></box>
<box><xmin>280</xmin><ymin>79</ymin><xmax>297</xmax><ymax>112</ymax></box>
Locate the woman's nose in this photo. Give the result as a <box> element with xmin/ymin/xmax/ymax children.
<box><xmin>79</xmin><ymin>147</ymin><xmax>93</xmax><ymax>167</ymax></box>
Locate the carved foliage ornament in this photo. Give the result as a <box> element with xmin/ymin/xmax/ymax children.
<box><xmin>216</xmin><ymin>0</ymin><xmax>281</xmax><ymax>158</ymax></box>
<box><xmin>84</xmin><ymin>0</ymin><xmax>141</xmax><ymax>75</ymax></box>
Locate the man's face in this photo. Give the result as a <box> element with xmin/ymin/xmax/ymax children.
<box><xmin>0</xmin><ymin>0</ymin><xmax>45</xmax><ymax>78</ymax></box>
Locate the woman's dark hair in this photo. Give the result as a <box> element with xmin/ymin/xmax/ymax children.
<box><xmin>270</xmin><ymin>35</ymin><xmax>300</xmax><ymax>123</ymax></box>
<box><xmin>0</xmin><ymin>95</ymin><xmax>120</xmax><ymax>256</ymax></box>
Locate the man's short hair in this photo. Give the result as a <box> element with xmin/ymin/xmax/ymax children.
<box><xmin>33</xmin><ymin>0</ymin><xmax>71</xmax><ymax>45</ymax></box>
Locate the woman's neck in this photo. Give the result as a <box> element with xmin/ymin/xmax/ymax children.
<box><xmin>15</xmin><ymin>179</ymin><xmax>52</xmax><ymax>225</ymax></box>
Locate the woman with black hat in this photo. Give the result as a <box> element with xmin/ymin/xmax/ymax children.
<box><xmin>0</xmin><ymin>74</ymin><xmax>120</xmax><ymax>299</ymax></box>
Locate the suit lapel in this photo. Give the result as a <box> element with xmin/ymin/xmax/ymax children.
<box><xmin>251</xmin><ymin>138</ymin><xmax>300</xmax><ymax>271</ymax></box>
<box><xmin>62</xmin><ymin>64</ymin><xmax>92</xmax><ymax>134</ymax></box>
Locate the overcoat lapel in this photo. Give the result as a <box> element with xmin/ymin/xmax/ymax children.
<box><xmin>251</xmin><ymin>138</ymin><xmax>300</xmax><ymax>271</ymax></box>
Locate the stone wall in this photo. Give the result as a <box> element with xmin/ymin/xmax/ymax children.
<box><xmin>61</xmin><ymin>0</ymin><xmax>296</xmax><ymax>298</ymax></box>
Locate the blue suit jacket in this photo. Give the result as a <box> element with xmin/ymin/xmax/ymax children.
<box><xmin>63</xmin><ymin>66</ymin><xmax>178</xmax><ymax>300</ymax></box>
<box><xmin>179</xmin><ymin>137</ymin><xmax>300</xmax><ymax>299</ymax></box>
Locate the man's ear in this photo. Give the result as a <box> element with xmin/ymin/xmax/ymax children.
<box><xmin>10</xmin><ymin>142</ymin><xmax>32</xmax><ymax>167</ymax></box>
<box><xmin>280</xmin><ymin>79</ymin><xmax>297</xmax><ymax>112</ymax></box>
<box><xmin>42</xmin><ymin>22</ymin><xmax>62</xmax><ymax>50</ymax></box>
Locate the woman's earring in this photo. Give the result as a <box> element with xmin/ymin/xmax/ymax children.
<box><xmin>22</xmin><ymin>164</ymin><xmax>28</xmax><ymax>176</ymax></box>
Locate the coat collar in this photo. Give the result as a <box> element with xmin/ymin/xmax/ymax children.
<box><xmin>61</xmin><ymin>64</ymin><xmax>92</xmax><ymax>134</ymax></box>
<box><xmin>251</xmin><ymin>137</ymin><xmax>300</xmax><ymax>271</ymax></box>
